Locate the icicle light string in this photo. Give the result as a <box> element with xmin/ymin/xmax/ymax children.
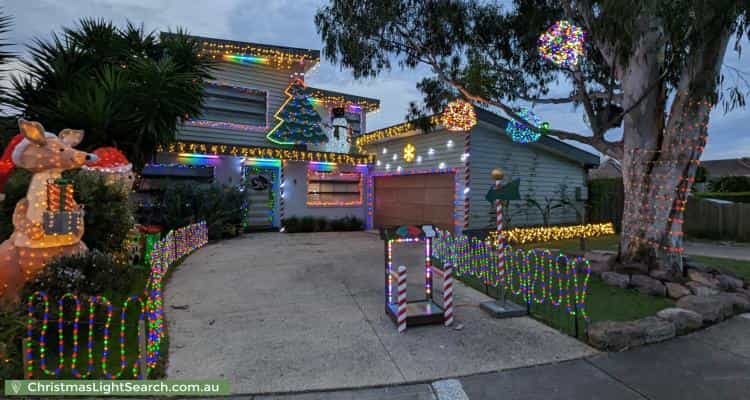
<box><xmin>432</xmin><ymin>231</ymin><xmax>591</xmax><ymax>321</ymax></box>
<box><xmin>24</xmin><ymin>222</ymin><xmax>208</xmax><ymax>379</ymax></box>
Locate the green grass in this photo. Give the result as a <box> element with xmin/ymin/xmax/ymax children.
<box><xmin>688</xmin><ymin>255</ymin><xmax>750</xmax><ymax>282</ymax></box>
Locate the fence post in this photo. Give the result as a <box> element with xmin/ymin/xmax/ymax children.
<box><xmin>138</xmin><ymin>319</ymin><xmax>148</xmax><ymax>379</ymax></box>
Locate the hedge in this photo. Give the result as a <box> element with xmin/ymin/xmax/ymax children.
<box><xmin>693</xmin><ymin>192</ymin><xmax>750</xmax><ymax>204</ymax></box>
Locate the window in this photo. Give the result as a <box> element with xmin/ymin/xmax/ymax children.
<box><xmin>185</xmin><ymin>82</ymin><xmax>268</xmax><ymax>132</ymax></box>
<box><xmin>307</xmin><ymin>170</ymin><xmax>363</xmax><ymax>207</ymax></box>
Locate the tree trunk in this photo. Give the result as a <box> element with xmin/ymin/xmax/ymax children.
<box><xmin>618</xmin><ymin>18</ymin><xmax>732</xmax><ymax>273</ymax></box>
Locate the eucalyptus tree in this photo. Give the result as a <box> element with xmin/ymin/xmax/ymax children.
<box><xmin>316</xmin><ymin>0</ymin><xmax>750</xmax><ymax>272</ymax></box>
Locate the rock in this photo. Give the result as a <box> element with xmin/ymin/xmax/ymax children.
<box><xmin>585</xmin><ymin>250</ymin><xmax>616</xmax><ymax>274</ymax></box>
<box><xmin>716</xmin><ymin>293</ymin><xmax>750</xmax><ymax>314</ymax></box>
<box><xmin>631</xmin><ymin>274</ymin><xmax>666</xmax><ymax>297</ymax></box>
<box><xmin>649</xmin><ymin>268</ymin><xmax>679</xmax><ymax>282</ymax></box>
<box><xmin>656</xmin><ymin>308</ymin><xmax>703</xmax><ymax>335</ymax></box>
<box><xmin>684</xmin><ymin>260</ymin><xmax>717</xmax><ymax>274</ymax></box>
<box><xmin>686</xmin><ymin>281</ymin><xmax>720</xmax><ymax>297</ymax></box>
<box><xmin>717</xmin><ymin>274</ymin><xmax>744</xmax><ymax>292</ymax></box>
<box><xmin>615</xmin><ymin>262</ymin><xmax>648</xmax><ymax>275</ymax></box>
<box><xmin>676</xmin><ymin>295</ymin><xmax>733</xmax><ymax>324</ymax></box>
<box><xmin>665</xmin><ymin>282</ymin><xmax>691</xmax><ymax>299</ymax></box>
<box><xmin>736</xmin><ymin>287</ymin><xmax>750</xmax><ymax>300</ymax></box>
<box><xmin>639</xmin><ymin>316</ymin><xmax>676</xmax><ymax>344</ymax></box>
<box><xmin>687</xmin><ymin>270</ymin><xmax>720</xmax><ymax>288</ymax></box>
<box><xmin>601</xmin><ymin>271</ymin><xmax>630</xmax><ymax>288</ymax></box>
<box><xmin>588</xmin><ymin>320</ymin><xmax>645</xmax><ymax>351</ymax></box>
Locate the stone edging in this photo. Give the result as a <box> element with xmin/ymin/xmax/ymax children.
<box><xmin>583</xmin><ymin>251</ymin><xmax>750</xmax><ymax>351</ymax></box>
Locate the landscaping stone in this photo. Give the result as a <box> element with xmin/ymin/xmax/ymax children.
<box><xmin>676</xmin><ymin>295</ymin><xmax>733</xmax><ymax>324</ymax></box>
<box><xmin>665</xmin><ymin>282</ymin><xmax>691</xmax><ymax>299</ymax></box>
<box><xmin>588</xmin><ymin>316</ymin><xmax>676</xmax><ymax>351</ymax></box>
<box><xmin>588</xmin><ymin>320</ymin><xmax>645</xmax><ymax>351</ymax></box>
<box><xmin>639</xmin><ymin>316</ymin><xmax>676</xmax><ymax>344</ymax></box>
<box><xmin>585</xmin><ymin>250</ymin><xmax>616</xmax><ymax>274</ymax></box>
<box><xmin>649</xmin><ymin>268</ymin><xmax>679</xmax><ymax>282</ymax></box>
<box><xmin>717</xmin><ymin>274</ymin><xmax>744</xmax><ymax>292</ymax></box>
<box><xmin>686</xmin><ymin>281</ymin><xmax>720</xmax><ymax>297</ymax></box>
<box><xmin>687</xmin><ymin>269</ymin><xmax>720</xmax><ymax>288</ymax></box>
<box><xmin>716</xmin><ymin>293</ymin><xmax>750</xmax><ymax>314</ymax></box>
<box><xmin>601</xmin><ymin>271</ymin><xmax>630</xmax><ymax>288</ymax></box>
<box><xmin>736</xmin><ymin>288</ymin><xmax>750</xmax><ymax>301</ymax></box>
<box><xmin>684</xmin><ymin>259</ymin><xmax>717</xmax><ymax>274</ymax></box>
<box><xmin>615</xmin><ymin>262</ymin><xmax>648</xmax><ymax>275</ymax></box>
<box><xmin>631</xmin><ymin>274</ymin><xmax>666</xmax><ymax>297</ymax></box>
<box><xmin>656</xmin><ymin>308</ymin><xmax>703</xmax><ymax>335</ymax></box>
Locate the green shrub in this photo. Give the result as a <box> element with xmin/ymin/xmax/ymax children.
<box><xmin>708</xmin><ymin>176</ymin><xmax>750</xmax><ymax>193</ymax></box>
<box><xmin>694</xmin><ymin>191</ymin><xmax>750</xmax><ymax>203</ymax></box>
<box><xmin>300</xmin><ymin>216</ymin><xmax>316</xmax><ymax>232</ymax></box>
<box><xmin>21</xmin><ymin>250</ymin><xmax>145</xmax><ymax>299</ymax></box>
<box><xmin>0</xmin><ymin>169</ymin><xmax>31</xmax><ymax>241</ymax></box>
<box><xmin>342</xmin><ymin>216</ymin><xmax>364</xmax><ymax>230</ymax></box>
<box><xmin>0</xmin><ymin>309</ymin><xmax>24</xmax><ymax>381</ymax></box>
<box><xmin>159</xmin><ymin>182</ymin><xmax>247</xmax><ymax>240</ymax></box>
<box><xmin>66</xmin><ymin>170</ymin><xmax>136</xmax><ymax>254</ymax></box>
<box><xmin>282</xmin><ymin>216</ymin><xmax>300</xmax><ymax>233</ymax></box>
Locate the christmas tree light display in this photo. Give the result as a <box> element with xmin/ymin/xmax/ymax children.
<box><xmin>266</xmin><ymin>79</ymin><xmax>328</xmax><ymax>146</ymax></box>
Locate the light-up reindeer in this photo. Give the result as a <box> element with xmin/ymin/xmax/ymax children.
<box><xmin>0</xmin><ymin>119</ymin><xmax>97</xmax><ymax>304</ymax></box>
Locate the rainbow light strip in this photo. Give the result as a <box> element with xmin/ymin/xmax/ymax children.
<box><xmin>245</xmin><ymin>157</ymin><xmax>282</xmax><ymax>168</ymax></box>
<box><xmin>177</xmin><ymin>153</ymin><xmax>220</xmax><ymax>166</ymax></box>
<box><xmin>223</xmin><ymin>54</ymin><xmax>270</xmax><ymax>64</ymax></box>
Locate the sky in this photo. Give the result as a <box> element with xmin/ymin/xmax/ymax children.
<box><xmin>2</xmin><ymin>0</ymin><xmax>749</xmax><ymax>161</ymax></box>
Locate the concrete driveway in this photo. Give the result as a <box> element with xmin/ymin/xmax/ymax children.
<box><xmin>165</xmin><ymin>232</ymin><xmax>595</xmax><ymax>395</ymax></box>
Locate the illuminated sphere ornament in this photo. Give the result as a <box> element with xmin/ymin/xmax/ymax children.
<box><xmin>441</xmin><ymin>99</ymin><xmax>477</xmax><ymax>131</ymax></box>
<box><xmin>538</xmin><ymin>20</ymin><xmax>586</xmax><ymax>68</ymax></box>
<box><xmin>403</xmin><ymin>143</ymin><xmax>416</xmax><ymax>163</ymax></box>
<box><xmin>505</xmin><ymin>108</ymin><xmax>544</xmax><ymax>144</ymax></box>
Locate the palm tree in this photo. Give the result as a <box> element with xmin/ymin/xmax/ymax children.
<box><xmin>8</xmin><ymin>19</ymin><xmax>214</xmax><ymax>167</ymax></box>
<box><xmin>0</xmin><ymin>8</ymin><xmax>13</xmax><ymax>106</ymax></box>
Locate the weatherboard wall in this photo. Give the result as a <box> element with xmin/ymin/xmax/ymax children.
<box><xmin>468</xmin><ymin>121</ymin><xmax>588</xmax><ymax>229</ymax></box>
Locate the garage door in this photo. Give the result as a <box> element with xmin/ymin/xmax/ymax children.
<box><xmin>374</xmin><ymin>173</ymin><xmax>455</xmax><ymax>230</ymax></box>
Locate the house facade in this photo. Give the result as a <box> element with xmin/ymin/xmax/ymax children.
<box><xmin>359</xmin><ymin>108</ymin><xmax>599</xmax><ymax>233</ymax></box>
<box><xmin>154</xmin><ymin>35</ymin><xmax>379</xmax><ymax>230</ymax></box>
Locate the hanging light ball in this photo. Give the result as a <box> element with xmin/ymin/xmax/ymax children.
<box><xmin>538</xmin><ymin>20</ymin><xmax>586</xmax><ymax>68</ymax></box>
<box><xmin>505</xmin><ymin>108</ymin><xmax>544</xmax><ymax>144</ymax></box>
<box><xmin>441</xmin><ymin>99</ymin><xmax>477</xmax><ymax>131</ymax></box>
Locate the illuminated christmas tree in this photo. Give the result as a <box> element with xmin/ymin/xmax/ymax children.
<box><xmin>266</xmin><ymin>79</ymin><xmax>328</xmax><ymax>145</ymax></box>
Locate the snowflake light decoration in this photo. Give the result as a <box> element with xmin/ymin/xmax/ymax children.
<box><xmin>538</xmin><ymin>20</ymin><xmax>586</xmax><ymax>68</ymax></box>
<box><xmin>505</xmin><ymin>108</ymin><xmax>544</xmax><ymax>144</ymax></box>
<box><xmin>441</xmin><ymin>99</ymin><xmax>477</xmax><ymax>131</ymax></box>
<box><xmin>403</xmin><ymin>143</ymin><xmax>416</xmax><ymax>163</ymax></box>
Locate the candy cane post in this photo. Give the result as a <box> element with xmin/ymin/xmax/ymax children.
<box><xmin>396</xmin><ymin>266</ymin><xmax>408</xmax><ymax>333</ymax></box>
<box><xmin>441</xmin><ymin>263</ymin><xmax>454</xmax><ymax>326</ymax></box>
<box><xmin>491</xmin><ymin>168</ymin><xmax>506</xmax><ymax>300</ymax></box>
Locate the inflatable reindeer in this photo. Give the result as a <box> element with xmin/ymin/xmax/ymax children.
<box><xmin>0</xmin><ymin>119</ymin><xmax>97</xmax><ymax>304</ymax></box>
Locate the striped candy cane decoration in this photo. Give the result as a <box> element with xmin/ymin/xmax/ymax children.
<box><xmin>397</xmin><ymin>265</ymin><xmax>408</xmax><ymax>333</ymax></box>
<box><xmin>495</xmin><ymin>179</ymin><xmax>506</xmax><ymax>280</ymax></box>
<box><xmin>443</xmin><ymin>263</ymin><xmax>454</xmax><ymax>326</ymax></box>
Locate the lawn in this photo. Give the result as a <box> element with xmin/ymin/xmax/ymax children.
<box><xmin>461</xmin><ymin>234</ymin><xmax>748</xmax><ymax>339</ymax></box>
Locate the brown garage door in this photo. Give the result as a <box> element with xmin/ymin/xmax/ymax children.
<box><xmin>374</xmin><ymin>173</ymin><xmax>455</xmax><ymax>230</ymax></box>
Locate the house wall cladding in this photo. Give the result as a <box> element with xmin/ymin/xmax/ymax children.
<box><xmin>365</xmin><ymin>130</ymin><xmax>468</xmax><ymax>231</ymax></box>
<box><xmin>282</xmin><ymin>161</ymin><xmax>367</xmax><ymax>221</ymax></box>
<box><xmin>176</xmin><ymin>61</ymin><xmax>296</xmax><ymax>147</ymax></box>
<box><xmin>468</xmin><ymin>122</ymin><xmax>587</xmax><ymax>229</ymax></box>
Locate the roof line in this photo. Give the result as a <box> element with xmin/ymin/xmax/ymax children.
<box><xmin>162</xmin><ymin>33</ymin><xmax>321</xmax><ymax>59</ymax></box>
<box><xmin>306</xmin><ymin>86</ymin><xmax>381</xmax><ymax>112</ymax></box>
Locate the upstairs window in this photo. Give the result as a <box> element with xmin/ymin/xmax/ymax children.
<box><xmin>186</xmin><ymin>82</ymin><xmax>268</xmax><ymax>132</ymax></box>
<box><xmin>307</xmin><ymin>170</ymin><xmax>363</xmax><ymax>207</ymax></box>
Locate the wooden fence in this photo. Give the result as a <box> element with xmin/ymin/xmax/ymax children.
<box><xmin>684</xmin><ymin>197</ymin><xmax>750</xmax><ymax>242</ymax></box>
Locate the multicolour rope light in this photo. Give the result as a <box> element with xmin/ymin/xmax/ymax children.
<box><xmin>432</xmin><ymin>230</ymin><xmax>591</xmax><ymax>321</ymax></box>
<box><xmin>24</xmin><ymin>222</ymin><xmax>208</xmax><ymax>379</ymax></box>
<box><xmin>538</xmin><ymin>20</ymin><xmax>586</xmax><ymax>68</ymax></box>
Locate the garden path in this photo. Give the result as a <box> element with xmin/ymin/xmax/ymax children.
<box><xmin>165</xmin><ymin>232</ymin><xmax>595</xmax><ymax>394</ymax></box>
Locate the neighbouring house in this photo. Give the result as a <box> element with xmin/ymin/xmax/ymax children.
<box><xmin>360</xmin><ymin>108</ymin><xmax>600</xmax><ymax>232</ymax></box>
<box><xmin>587</xmin><ymin>157</ymin><xmax>621</xmax><ymax>180</ymax></box>
<box><xmin>152</xmin><ymin>35</ymin><xmax>379</xmax><ymax>230</ymax></box>
<box><xmin>152</xmin><ymin>34</ymin><xmax>599</xmax><ymax>234</ymax></box>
